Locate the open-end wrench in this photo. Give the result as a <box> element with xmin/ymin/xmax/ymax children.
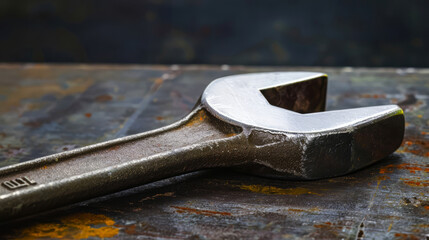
<box><xmin>0</xmin><ymin>72</ymin><xmax>404</xmax><ymax>221</ymax></box>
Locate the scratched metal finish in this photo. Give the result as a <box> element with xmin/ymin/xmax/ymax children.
<box><xmin>0</xmin><ymin>65</ymin><xmax>427</xmax><ymax>239</ymax></box>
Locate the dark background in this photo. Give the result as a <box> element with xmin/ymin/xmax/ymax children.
<box><xmin>1</xmin><ymin>0</ymin><xmax>428</xmax><ymax>67</ymax></box>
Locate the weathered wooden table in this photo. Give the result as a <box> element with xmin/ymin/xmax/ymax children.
<box><xmin>0</xmin><ymin>65</ymin><xmax>427</xmax><ymax>239</ymax></box>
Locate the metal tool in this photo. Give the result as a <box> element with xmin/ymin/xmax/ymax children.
<box><xmin>0</xmin><ymin>72</ymin><xmax>404</xmax><ymax>221</ymax></box>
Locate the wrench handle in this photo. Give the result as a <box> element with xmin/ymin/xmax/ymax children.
<box><xmin>0</xmin><ymin>106</ymin><xmax>243</xmax><ymax>221</ymax></box>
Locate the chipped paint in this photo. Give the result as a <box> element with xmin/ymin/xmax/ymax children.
<box><xmin>14</xmin><ymin>213</ymin><xmax>119</xmax><ymax>240</ymax></box>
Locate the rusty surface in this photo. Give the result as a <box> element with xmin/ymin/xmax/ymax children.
<box><xmin>0</xmin><ymin>64</ymin><xmax>427</xmax><ymax>239</ymax></box>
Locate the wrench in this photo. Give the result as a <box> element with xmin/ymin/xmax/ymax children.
<box><xmin>0</xmin><ymin>72</ymin><xmax>404</xmax><ymax>221</ymax></box>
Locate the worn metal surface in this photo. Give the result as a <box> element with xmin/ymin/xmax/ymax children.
<box><xmin>0</xmin><ymin>65</ymin><xmax>427</xmax><ymax>239</ymax></box>
<box><xmin>0</xmin><ymin>71</ymin><xmax>404</xmax><ymax>221</ymax></box>
<box><xmin>202</xmin><ymin>72</ymin><xmax>404</xmax><ymax>180</ymax></box>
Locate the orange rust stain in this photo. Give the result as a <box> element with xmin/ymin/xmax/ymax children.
<box><xmin>399</xmin><ymin>138</ymin><xmax>429</xmax><ymax>157</ymax></box>
<box><xmin>0</xmin><ymin>78</ymin><xmax>94</xmax><ymax>113</ymax></box>
<box><xmin>314</xmin><ymin>222</ymin><xmax>342</xmax><ymax>229</ymax></box>
<box><xmin>360</xmin><ymin>94</ymin><xmax>386</xmax><ymax>99</ymax></box>
<box><xmin>15</xmin><ymin>213</ymin><xmax>119</xmax><ymax>240</ymax></box>
<box><xmin>379</xmin><ymin>163</ymin><xmax>428</xmax><ymax>174</ymax></box>
<box><xmin>107</xmin><ymin>145</ymin><xmax>120</xmax><ymax>151</ymax></box>
<box><xmin>387</xmin><ymin>223</ymin><xmax>393</xmax><ymax>232</ymax></box>
<box><xmin>311</xmin><ymin>221</ymin><xmax>348</xmax><ymax>239</ymax></box>
<box><xmin>156</xmin><ymin>116</ymin><xmax>164</xmax><ymax>121</ymax></box>
<box><xmin>287</xmin><ymin>208</ymin><xmax>304</xmax><ymax>212</ymax></box>
<box><xmin>148</xmin><ymin>78</ymin><xmax>164</xmax><ymax>93</ymax></box>
<box><xmin>154</xmin><ymin>78</ymin><xmax>163</xmax><ymax>85</ymax></box>
<box><xmin>122</xmin><ymin>224</ymin><xmax>137</xmax><ymax>235</ymax></box>
<box><xmin>171</xmin><ymin>206</ymin><xmax>231</xmax><ymax>216</ymax></box>
<box><xmin>226</xmin><ymin>132</ymin><xmax>238</xmax><ymax>137</ymax></box>
<box><xmin>424</xmin><ymin>206</ymin><xmax>429</xmax><ymax>210</ymax></box>
<box><xmin>287</xmin><ymin>207</ymin><xmax>320</xmax><ymax>213</ymax></box>
<box><xmin>377</xmin><ymin>176</ymin><xmax>390</xmax><ymax>181</ymax></box>
<box><xmin>95</xmin><ymin>94</ymin><xmax>113</xmax><ymax>102</ymax></box>
<box><xmin>316</xmin><ymin>222</ymin><xmax>332</xmax><ymax>227</ymax></box>
<box><xmin>237</xmin><ymin>184</ymin><xmax>322</xmax><ymax>196</ymax></box>
<box><xmin>19</xmin><ymin>65</ymin><xmax>55</xmax><ymax>79</ymax></box>
<box><xmin>394</xmin><ymin>233</ymin><xmax>419</xmax><ymax>240</ymax></box>
<box><xmin>184</xmin><ymin>110</ymin><xmax>208</xmax><ymax>127</ymax></box>
<box><xmin>379</xmin><ymin>165</ymin><xmax>394</xmax><ymax>174</ymax></box>
<box><xmin>401</xmin><ymin>178</ymin><xmax>429</xmax><ymax>187</ymax></box>
<box><xmin>139</xmin><ymin>192</ymin><xmax>175</xmax><ymax>202</ymax></box>
<box><xmin>84</xmin><ymin>112</ymin><xmax>92</xmax><ymax>118</ymax></box>
<box><xmin>26</xmin><ymin>102</ymin><xmax>45</xmax><ymax>110</ymax></box>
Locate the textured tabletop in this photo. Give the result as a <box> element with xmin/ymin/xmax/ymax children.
<box><xmin>0</xmin><ymin>64</ymin><xmax>427</xmax><ymax>239</ymax></box>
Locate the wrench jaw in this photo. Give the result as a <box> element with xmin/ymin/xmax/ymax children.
<box><xmin>203</xmin><ymin>72</ymin><xmax>405</xmax><ymax>180</ymax></box>
<box><xmin>303</xmin><ymin>109</ymin><xmax>404</xmax><ymax>179</ymax></box>
<box><xmin>236</xmin><ymin>106</ymin><xmax>405</xmax><ymax>180</ymax></box>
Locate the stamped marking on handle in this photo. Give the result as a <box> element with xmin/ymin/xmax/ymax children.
<box><xmin>1</xmin><ymin>177</ymin><xmax>37</xmax><ymax>190</ymax></box>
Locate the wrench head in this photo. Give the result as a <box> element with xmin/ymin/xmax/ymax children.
<box><xmin>202</xmin><ymin>72</ymin><xmax>404</xmax><ymax>179</ymax></box>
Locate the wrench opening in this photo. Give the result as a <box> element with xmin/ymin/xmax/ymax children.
<box><xmin>260</xmin><ymin>75</ymin><xmax>327</xmax><ymax>114</ymax></box>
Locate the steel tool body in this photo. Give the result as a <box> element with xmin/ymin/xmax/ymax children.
<box><xmin>0</xmin><ymin>72</ymin><xmax>404</xmax><ymax>221</ymax></box>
